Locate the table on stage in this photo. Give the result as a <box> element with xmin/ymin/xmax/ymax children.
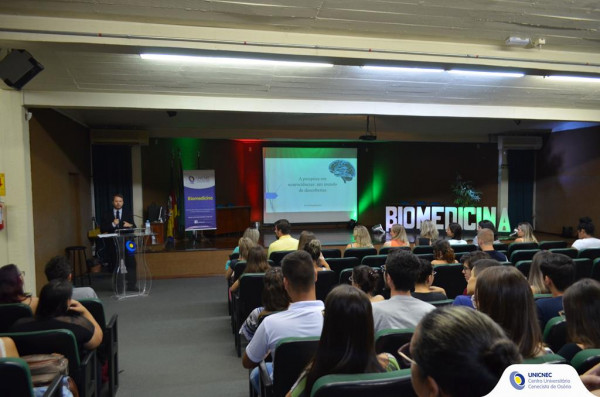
<box><xmin>99</xmin><ymin>229</ymin><xmax>153</xmax><ymax>299</ymax></box>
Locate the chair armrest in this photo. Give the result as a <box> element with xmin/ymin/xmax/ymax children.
<box><xmin>42</xmin><ymin>374</ymin><xmax>64</xmax><ymax>397</ymax></box>
<box><xmin>78</xmin><ymin>349</ymin><xmax>97</xmax><ymax>397</ymax></box>
<box><xmin>259</xmin><ymin>360</ymin><xmax>273</xmax><ymax>397</ymax></box>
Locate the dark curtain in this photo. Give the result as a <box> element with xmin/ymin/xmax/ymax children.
<box><xmin>507</xmin><ymin>150</ymin><xmax>535</xmax><ymax>229</ymax></box>
<box><xmin>92</xmin><ymin>145</ymin><xmax>133</xmax><ymax>224</ymax></box>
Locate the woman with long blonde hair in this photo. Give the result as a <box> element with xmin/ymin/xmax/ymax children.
<box><xmin>383</xmin><ymin>224</ymin><xmax>410</xmax><ymax>248</ymax></box>
<box><xmin>418</xmin><ymin>220</ymin><xmax>439</xmax><ymax>246</ymax></box>
<box><xmin>514</xmin><ymin>222</ymin><xmax>538</xmax><ymax>243</ymax></box>
<box><xmin>346</xmin><ymin>225</ymin><xmax>374</xmax><ymax>248</ymax></box>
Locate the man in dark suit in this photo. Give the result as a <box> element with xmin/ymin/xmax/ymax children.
<box><xmin>101</xmin><ymin>193</ymin><xmax>137</xmax><ymax>290</ymax></box>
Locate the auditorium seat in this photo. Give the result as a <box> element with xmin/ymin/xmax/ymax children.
<box><xmin>515</xmin><ymin>260</ymin><xmax>532</xmax><ymax>278</ymax></box>
<box><xmin>431</xmin><ymin>264</ymin><xmax>465</xmax><ymax>299</ymax></box>
<box><xmin>321</xmin><ymin>248</ymin><xmax>342</xmax><ymax>259</ymax></box>
<box><xmin>258</xmin><ymin>336</ymin><xmax>319</xmax><ymax>397</ymax></box>
<box><xmin>539</xmin><ymin>241</ymin><xmax>568</xmax><ymax>250</ymax></box>
<box><xmin>509</xmin><ymin>249</ymin><xmax>540</xmax><ymax>263</ymax></box>
<box><xmin>592</xmin><ymin>258</ymin><xmax>600</xmax><ymax>282</ymax></box>
<box><xmin>268</xmin><ymin>250</ymin><xmax>295</xmax><ymax>267</ymax></box>
<box><xmin>310</xmin><ymin>369</ymin><xmax>415</xmax><ymax>397</ymax></box>
<box><xmin>7</xmin><ymin>329</ymin><xmax>97</xmax><ymax>397</ymax></box>
<box><xmin>571</xmin><ymin>349</ymin><xmax>600</xmax><ymax>375</ymax></box>
<box><xmin>507</xmin><ymin>242</ymin><xmax>539</xmax><ymax>258</ymax></box>
<box><xmin>577</xmin><ymin>248</ymin><xmax>600</xmax><ymax>262</ymax></box>
<box><xmin>343</xmin><ymin>248</ymin><xmax>377</xmax><ymax>262</ymax></box>
<box><xmin>543</xmin><ymin>316</ymin><xmax>567</xmax><ymax>353</ymax></box>
<box><xmin>573</xmin><ymin>258</ymin><xmax>593</xmax><ymax>281</ymax></box>
<box><xmin>231</xmin><ymin>273</ymin><xmax>264</xmax><ymax>357</ymax></box>
<box><xmin>0</xmin><ymin>303</ymin><xmax>33</xmax><ymax>333</ymax></box>
<box><xmin>415</xmin><ymin>253</ymin><xmax>434</xmax><ymax>262</ymax></box>
<box><xmin>0</xmin><ymin>357</ymin><xmax>63</xmax><ymax>397</ymax></box>
<box><xmin>327</xmin><ymin>257</ymin><xmax>360</xmax><ymax>280</ymax></box>
<box><xmin>522</xmin><ymin>354</ymin><xmax>566</xmax><ymax>365</ymax></box>
<box><xmin>548</xmin><ymin>248</ymin><xmax>578</xmax><ymax>259</ymax></box>
<box><xmin>80</xmin><ymin>299</ymin><xmax>119</xmax><ymax>397</ymax></box>
<box><xmin>339</xmin><ymin>268</ymin><xmax>353</xmax><ymax>285</ymax></box>
<box><xmin>412</xmin><ymin>246</ymin><xmax>433</xmax><ymax>255</ymax></box>
<box><xmin>493</xmin><ymin>242</ymin><xmax>509</xmax><ymax>252</ymax></box>
<box><xmin>378</xmin><ymin>246</ymin><xmax>410</xmax><ymax>255</ymax></box>
<box><xmin>450</xmin><ymin>244</ymin><xmax>478</xmax><ymax>253</ymax></box>
<box><xmin>361</xmin><ymin>255</ymin><xmax>387</xmax><ymax>268</ymax></box>
<box><xmin>315</xmin><ymin>270</ymin><xmax>337</xmax><ymax>301</ymax></box>
<box><xmin>429</xmin><ymin>299</ymin><xmax>454</xmax><ymax>307</ymax></box>
<box><xmin>374</xmin><ymin>328</ymin><xmax>414</xmax><ymax>368</ymax></box>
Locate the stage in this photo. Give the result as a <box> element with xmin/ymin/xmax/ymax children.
<box><xmin>141</xmin><ymin>226</ymin><xmax>573</xmax><ymax>279</ymax></box>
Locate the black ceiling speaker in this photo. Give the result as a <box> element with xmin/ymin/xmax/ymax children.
<box><xmin>0</xmin><ymin>49</ymin><xmax>44</xmax><ymax>90</ymax></box>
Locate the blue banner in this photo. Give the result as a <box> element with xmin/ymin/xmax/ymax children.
<box><xmin>183</xmin><ymin>170</ymin><xmax>216</xmax><ymax>231</ymax></box>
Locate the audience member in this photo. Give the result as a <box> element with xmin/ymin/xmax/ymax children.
<box><xmin>45</xmin><ymin>256</ymin><xmax>98</xmax><ymax>300</ymax></box>
<box><xmin>0</xmin><ymin>264</ymin><xmax>38</xmax><ymax>313</ymax></box>
<box><xmin>471</xmin><ymin>220</ymin><xmax>498</xmax><ymax>245</ymax></box>
<box><xmin>10</xmin><ymin>279</ymin><xmax>102</xmax><ymax>352</ymax></box>
<box><xmin>297</xmin><ymin>231</ymin><xmax>316</xmax><ymax>253</ymax></box>
<box><xmin>346</xmin><ymin>225</ymin><xmax>374</xmax><ymax>249</ymax></box>
<box><xmin>572</xmin><ymin>217</ymin><xmax>600</xmax><ymax>250</ymax></box>
<box><xmin>226</xmin><ymin>237</ymin><xmax>255</xmax><ymax>281</ymax></box>
<box><xmin>536</xmin><ymin>253</ymin><xmax>575</xmax><ymax>329</ymax></box>
<box><xmin>0</xmin><ymin>336</ymin><xmax>19</xmax><ymax>358</ymax></box>
<box><xmin>382</xmin><ymin>224</ymin><xmax>410</xmax><ymax>248</ymax></box>
<box><xmin>372</xmin><ymin>250</ymin><xmax>434</xmax><ymax>332</ymax></box>
<box><xmin>557</xmin><ymin>278</ymin><xmax>600</xmax><ymax>361</ymax></box>
<box><xmin>412</xmin><ymin>260</ymin><xmax>447</xmax><ymax>302</ymax></box>
<box><xmin>581</xmin><ymin>362</ymin><xmax>600</xmax><ymax>396</ymax></box>
<box><xmin>225</xmin><ymin>227</ymin><xmax>260</xmax><ymax>271</ymax></box>
<box><xmin>417</xmin><ymin>220</ymin><xmax>438</xmax><ymax>246</ymax></box>
<box><xmin>476</xmin><ymin>228</ymin><xmax>507</xmax><ymax>262</ymax></box>
<box><xmin>242</xmin><ymin>250</ymin><xmax>324</xmax><ymax>393</ymax></box>
<box><xmin>267</xmin><ymin>219</ymin><xmax>299</xmax><ymax>258</ymax></box>
<box><xmin>240</xmin><ymin>267</ymin><xmax>290</xmax><ymax>342</ymax></box>
<box><xmin>475</xmin><ymin>266</ymin><xmax>545</xmax><ymax>358</ymax></box>
<box><xmin>350</xmin><ymin>265</ymin><xmax>384</xmax><ymax>302</ymax></box>
<box><xmin>302</xmin><ymin>239</ymin><xmax>330</xmax><ymax>270</ymax></box>
<box><xmin>431</xmin><ymin>240</ymin><xmax>457</xmax><ymax>265</ymax></box>
<box><xmin>446</xmin><ymin>222</ymin><xmax>467</xmax><ymax>245</ymax></box>
<box><xmin>453</xmin><ymin>258</ymin><xmax>499</xmax><ymax>308</ymax></box>
<box><xmin>528</xmin><ymin>250</ymin><xmax>552</xmax><ymax>294</ymax></box>
<box><xmin>286</xmin><ymin>285</ymin><xmax>399</xmax><ymax>397</ymax></box>
<box><xmin>409</xmin><ymin>306</ymin><xmax>521</xmax><ymax>397</ymax></box>
<box><xmin>514</xmin><ymin>222</ymin><xmax>538</xmax><ymax>243</ymax></box>
<box><xmin>230</xmin><ymin>246</ymin><xmax>271</xmax><ymax>293</ymax></box>
<box><xmin>460</xmin><ymin>251</ymin><xmax>490</xmax><ymax>285</ymax></box>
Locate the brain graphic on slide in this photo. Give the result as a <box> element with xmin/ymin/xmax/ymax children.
<box><xmin>329</xmin><ymin>160</ymin><xmax>355</xmax><ymax>183</ymax></box>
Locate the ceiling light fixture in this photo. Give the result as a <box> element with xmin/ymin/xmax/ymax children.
<box><xmin>545</xmin><ymin>75</ymin><xmax>600</xmax><ymax>83</ymax></box>
<box><xmin>363</xmin><ymin>66</ymin><xmax>444</xmax><ymax>73</ymax></box>
<box><xmin>505</xmin><ymin>36</ymin><xmax>531</xmax><ymax>47</ymax></box>
<box><xmin>140</xmin><ymin>53</ymin><xmax>333</xmax><ymax>68</ymax></box>
<box><xmin>449</xmin><ymin>70</ymin><xmax>525</xmax><ymax>78</ymax></box>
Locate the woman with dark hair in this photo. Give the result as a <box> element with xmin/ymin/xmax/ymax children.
<box><xmin>572</xmin><ymin>216</ymin><xmax>600</xmax><ymax>250</ymax></box>
<box><xmin>229</xmin><ymin>246</ymin><xmax>271</xmax><ymax>293</ymax></box>
<box><xmin>557</xmin><ymin>278</ymin><xmax>600</xmax><ymax>361</ymax></box>
<box><xmin>409</xmin><ymin>306</ymin><xmax>521</xmax><ymax>397</ymax></box>
<box><xmin>350</xmin><ymin>265</ymin><xmax>384</xmax><ymax>302</ymax></box>
<box><xmin>10</xmin><ymin>279</ymin><xmax>102</xmax><ymax>351</ymax></box>
<box><xmin>299</xmin><ymin>232</ymin><xmax>329</xmax><ymax>268</ymax></box>
<box><xmin>0</xmin><ymin>264</ymin><xmax>38</xmax><ymax>313</ymax></box>
<box><xmin>240</xmin><ymin>267</ymin><xmax>290</xmax><ymax>342</ymax></box>
<box><xmin>475</xmin><ymin>266</ymin><xmax>546</xmax><ymax>358</ymax></box>
<box><xmin>303</xmin><ymin>239</ymin><xmax>331</xmax><ymax>271</ymax></box>
<box><xmin>446</xmin><ymin>222</ymin><xmax>467</xmax><ymax>245</ymax></box>
<box><xmin>382</xmin><ymin>224</ymin><xmax>410</xmax><ymax>248</ymax></box>
<box><xmin>297</xmin><ymin>231</ymin><xmax>316</xmax><ymax>252</ymax></box>
<box><xmin>287</xmin><ymin>284</ymin><xmax>399</xmax><ymax>397</ymax></box>
<box><xmin>431</xmin><ymin>240</ymin><xmax>457</xmax><ymax>265</ymax></box>
<box><xmin>412</xmin><ymin>260</ymin><xmax>447</xmax><ymax>302</ymax></box>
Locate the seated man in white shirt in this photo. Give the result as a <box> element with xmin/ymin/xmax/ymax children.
<box><xmin>44</xmin><ymin>256</ymin><xmax>99</xmax><ymax>301</ymax></box>
<box><xmin>572</xmin><ymin>216</ymin><xmax>600</xmax><ymax>250</ymax></box>
<box><xmin>372</xmin><ymin>250</ymin><xmax>435</xmax><ymax>332</ymax></box>
<box><xmin>242</xmin><ymin>250</ymin><xmax>324</xmax><ymax>394</ymax></box>
<box><xmin>267</xmin><ymin>219</ymin><xmax>299</xmax><ymax>258</ymax></box>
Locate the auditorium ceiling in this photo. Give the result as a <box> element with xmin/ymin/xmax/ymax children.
<box><xmin>0</xmin><ymin>0</ymin><xmax>598</xmax><ymax>140</ymax></box>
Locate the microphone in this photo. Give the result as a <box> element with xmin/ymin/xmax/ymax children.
<box><xmin>509</xmin><ymin>228</ymin><xmax>518</xmax><ymax>237</ymax></box>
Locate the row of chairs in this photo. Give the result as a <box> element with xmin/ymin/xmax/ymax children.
<box><xmin>0</xmin><ymin>299</ymin><xmax>119</xmax><ymax>397</ymax></box>
<box><xmin>253</xmin><ymin>324</ymin><xmax>600</xmax><ymax>397</ymax></box>
<box><xmin>514</xmin><ymin>257</ymin><xmax>600</xmax><ymax>282</ymax></box>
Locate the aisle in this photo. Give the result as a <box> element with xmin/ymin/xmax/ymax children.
<box><xmin>97</xmin><ymin>276</ymin><xmax>248</xmax><ymax>397</ymax></box>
